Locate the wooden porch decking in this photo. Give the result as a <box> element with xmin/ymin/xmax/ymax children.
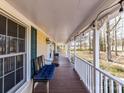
<box><xmin>34</xmin><ymin>56</ymin><xmax>89</xmax><ymax>93</ymax></box>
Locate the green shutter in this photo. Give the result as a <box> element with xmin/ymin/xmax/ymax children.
<box><xmin>31</xmin><ymin>26</ymin><xmax>37</xmax><ymax>78</ymax></box>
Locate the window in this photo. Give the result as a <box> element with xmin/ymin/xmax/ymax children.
<box><xmin>0</xmin><ymin>59</ymin><xmax>3</xmax><ymax>77</ymax></box>
<box><xmin>8</xmin><ymin>19</ymin><xmax>17</xmax><ymax>37</ymax></box>
<box><xmin>16</xmin><ymin>55</ymin><xmax>23</xmax><ymax>69</ymax></box>
<box><xmin>4</xmin><ymin>72</ymin><xmax>15</xmax><ymax>93</ymax></box>
<box><xmin>19</xmin><ymin>25</ymin><xmax>25</xmax><ymax>39</ymax></box>
<box><xmin>7</xmin><ymin>37</ymin><xmax>17</xmax><ymax>53</ymax></box>
<box><xmin>0</xmin><ymin>36</ymin><xmax>6</xmax><ymax>55</ymax></box>
<box><xmin>18</xmin><ymin>40</ymin><xmax>25</xmax><ymax>52</ymax></box>
<box><xmin>0</xmin><ymin>14</ymin><xmax>26</xmax><ymax>93</ymax></box>
<box><xmin>16</xmin><ymin>68</ymin><xmax>23</xmax><ymax>84</ymax></box>
<box><xmin>0</xmin><ymin>15</ymin><xmax>6</xmax><ymax>35</ymax></box>
<box><xmin>4</xmin><ymin>57</ymin><xmax>15</xmax><ymax>74</ymax></box>
<box><xmin>0</xmin><ymin>78</ymin><xmax>3</xmax><ymax>93</ymax></box>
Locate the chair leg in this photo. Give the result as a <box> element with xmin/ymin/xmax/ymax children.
<box><xmin>46</xmin><ymin>81</ymin><xmax>49</xmax><ymax>93</ymax></box>
<box><xmin>32</xmin><ymin>81</ymin><xmax>35</xmax><ymax>93</ymax></box>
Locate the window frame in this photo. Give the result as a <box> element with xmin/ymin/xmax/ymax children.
<box><xmin>0</xmin><ymin>12</ymin><xmax>27</xmax><ymax>93</ymax></box>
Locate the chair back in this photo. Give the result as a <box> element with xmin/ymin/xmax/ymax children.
<box><xmin>41</xmin><ymin>55</ymin><xmax>45</xmax><ymax>66</ymax></box>
<box><xmin>38</xmin><ymin>56</ymin><xmax>43</xmax><ymax>69</ymax></box>
<box><xmin>33</xmin><ymin>58</ymin><xmax>40</xmax><ymax>75</ymax></box>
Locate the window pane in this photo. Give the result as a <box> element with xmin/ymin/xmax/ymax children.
<box><xmin>0</xmin><ymin>78</ymin><xmax>2</xmax><ymax>93</ymax></box>
<box><xmin>4</xmin><ymin>57</ymin><xmax>15</xmax><ymax>74</ymax></box>
<box><xmin>16</xmin><ymin>68</ymin><xmax>23</xmax><ymax>84</ymax></box>
<box><xmin>16</xmin><ymin>55</ymin><xmax>23</xmax><ymax>69</ymax></box>
<box><xmin>8</xmin><ymin>19</ymin><xmax>17</xmax><ymax>37</ymax></box>
<box><xmin>18</xmin><ymin>40</ymin><xmax>25</xmax><ymax>52</ymax></box>
<box><xmin>0</xmin><ymin>35</ymin><xmax>6</xmax><ymax>55</ymax></box>
<box><xmin>7</xmin><ymin>37</ymin><xmax>17</xmax><ymax>53</ymax></box>
<box><xmin>19</xmin><ymin>25</ymin><xmax>25</xmax><ymax>39</ymax></box>
<box><xmin>0</xmin><ymin>59</ymin><xmax>3</xmax><ymax>77</ymax></box>
<box><xmin>0</xmin><ymin>15</ymin><xmax>6</xmax><ymax>35</ymax></box>
<box><xmin>4</xmin><ymin>72</ymin><xmax>15</xmax><ymax>93</ymax></box>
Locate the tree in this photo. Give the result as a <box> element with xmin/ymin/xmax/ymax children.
<box><xmin>115</xmin><ymin>18</ymin><xmax>118</xmax><ymax>56</ymax></box>
<box><xmin>100</xmin><ymin>31</ymin><xmax>104</xmax><ymax>51</ymax></box>
<box><xmin>106</xmin><ymin>22</ymin><xmax>112</xmax><ymax>62</ymax></box>
<box><xmin>79</xmin><ymin>36</ymin><xmax>82</xmax><ymax>50</ymax></box>
<box><xmin>122</xmin><ymin>38</ymin><xmax>124</xmax><ymax>51</ymax></box>
<box><xmin>103</xmin><ymin>31</ymin><xmax>106</xmax><ymax>51</ymax></box>
<box><xmin>89</xmin><ymin>31</ymin><xmax>92</xmax><ymax>53</ymax></box>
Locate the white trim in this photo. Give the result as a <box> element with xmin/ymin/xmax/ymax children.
<box><xmin>26</xmin><ymin>27</ymin><xmax>31</xmax><ymax>81</ymax></box>
<box><xmin>15</xmin><ymin>80</ymin><xmax>32</xmax><ymax>93</ymax></box>
<box><xmin>0</xmin><ymin>53</ymin><xmax>26</xmax><ymax>58</ymax></box>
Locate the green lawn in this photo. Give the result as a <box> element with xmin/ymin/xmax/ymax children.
<box><xmin>75</xmin><ymin>51</ymin><xmax>124</xmax><ymax>78</ymax></box>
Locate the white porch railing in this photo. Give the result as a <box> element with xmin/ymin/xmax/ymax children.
<box><xmin>74</xmin><ymin>56</ymin><xmax>124</xmax><ymax>93</ymax></box>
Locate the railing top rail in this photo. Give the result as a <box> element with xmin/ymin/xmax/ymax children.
<box><xmin>75</xmin><ymin>56</ymin><xmax>93</xmax><ymax>67</ymax></box>
<box><xmin>75</xmin><ymin>56</ymin><xmax>124</xmax><ymax>86</ymax></box>
<box><xmin>96</xmin><ymin>67</ymin><xmax>124</xmax><ymax>86</ymax></box>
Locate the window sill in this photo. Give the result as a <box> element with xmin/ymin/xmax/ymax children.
<box><xmin>15</xmin><ymin>80</ymin><xmax>32</xmax><ymax>93</ymax></box>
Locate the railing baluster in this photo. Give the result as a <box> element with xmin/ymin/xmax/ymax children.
<box><xmin>89</xmin><ymin>66</ymin><xmax>91</xmax><ymax>92</ymax></box>
<box><xmin>104</xmin><ymin>76</ymin><xmax>108</xmax><ymax>93</ymax></box>
<box><xmin>85</xmin><ymin>63</ymin><xmax>87</xmax><ymax>86</ymax></box>
<box><xmin>92</xmin><ymin>67</ymin><xmax>94</xmax><ymax>93</ymax></box>
<box><xmin>89</xmin><ymin>65</ymin><xmax>91</xmax><ymax>91</ymax></box>
<box><xmin>109</xmin><ymin>80</ymin><xmax>114</xmax><ymax>93</ymax></box>
<box><xmin>74</xmin><ymin>56</ymin><xmax>124</xmax><ymax>93</ymax></box>
<box><xmin>85</xmin><ymin>63</ymin><xmax>87</xmax><ymax>85</ymax></box>
<box><xmin>88</xmin><ymin>65</ymin><xmax>90</xmax><ymax>91</ymax></box>
<box><xmin>100</xmin><ymin>73</ymin><xmax>103</xmax><ymax>93</ymax></box>
<box><xmin>87</xmin><ymin>64</ymin><xmax>89</xmax><ymax>89</ymax></box>
<box><xmin>82</xmin><ymin>61</ymin><xmax>84</xmax><ymax>80</ymax></box>
<box><xmin>117</xmin><ymin>83</ymin><xmax>122</xmax><ymax>93</ymax></box>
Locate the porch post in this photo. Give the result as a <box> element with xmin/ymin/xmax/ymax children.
<box><xmin>68</xmin><ymin>42</ymin><xmax>71</xmax><ymax>61</ymax></box>
<box><xmin>74</xmin><ymin>37</ymin><xmax>76</xmax><ymax>68</ymax></box>
<box><xmin>93</xmin><ymin>21</ymin><xmax>100</xmax><ymax>93</ymax></box>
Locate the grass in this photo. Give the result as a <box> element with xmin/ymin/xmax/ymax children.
<box><xmin>100</xmin><ymin>62</ymin><xmax>124</xmax><ymax>78</ymax></box>
<box><xmin>76</xmin><ymin>50</ymin><xmax>124</xmax><ymax>78</ymax></box>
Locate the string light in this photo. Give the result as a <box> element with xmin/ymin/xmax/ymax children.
<box><xmin>119</xmin><ymin>0</ymin><xmax>124</xmax><ymax>12</ymax></box>
<box><xmin>67</xmin><ymin>0</ymin><xmax>124</xmax><ymax>42</ymax></box>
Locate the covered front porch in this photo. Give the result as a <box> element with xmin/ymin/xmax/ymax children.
<box><xmin>0</xmin><ymin>0</ymin><xmax>124</xmax><ymax>93</ymax></box>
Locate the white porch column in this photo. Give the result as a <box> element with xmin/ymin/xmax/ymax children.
<box><xmin>74</xmin><ymin>37</ymin><xmax>76</xmax><ymax>68</ymax></box>
<box><xmin>67</xmin><ymin>42</ymin><xmax>71</xmax><ymax>61</ymax></box>
<box><xmin>93</xmin><ymin>21</ymin><xmax>100</xmax><ymax>93</ymax></box>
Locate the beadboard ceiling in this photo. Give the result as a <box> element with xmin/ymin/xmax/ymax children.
<box><xmin>6</xmin><ymin>0</ymin><xmax>107</xmax><ymax>43</ymax></box>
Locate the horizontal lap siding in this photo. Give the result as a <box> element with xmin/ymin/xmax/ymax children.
<box><xmin>37</xmin><ymin>31</ymin><xmax>47</xmax><ymax>58</ymax></box>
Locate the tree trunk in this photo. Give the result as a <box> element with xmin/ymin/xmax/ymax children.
<box><xmin>115</xmin><ymin>18</ymin><xmax>118</xmax><ymax>56</ymax></box>
<box><xmin>106</xmin><ymin>22</ymin><xmax>112</xmax><ymax>62</ymax></box>
<box><xmin>103</xmin><ymin>31</ymin><xmax>106</xmax><ymax>51</ymax></box>
<box><xmin>122</xmin><ymin>39</ymin><xmax>124</xmax><ymax>51</ymax></box>
<box><xmin>112</xmin><ymin>29</ymin><xmax>114</xmax><ymax>51</ymax></box>
<box><xmin>100</xmin><ymin>31</ymin><xmax>104</xmax><ymax>51</ymax></box>
<box><xmin>80</xmin><ymin>37</ymin><xmax>82</xmax><ymax>50</ymax></box>
<box><xmin>89</xmin><ymin>31</ymin><xmax>92</xmax><ymax>53</ymax></box>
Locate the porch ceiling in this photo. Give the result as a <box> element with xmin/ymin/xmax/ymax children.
<box><xmin>6</xmin><ymin>0</ymin><xmax>104</xmax><ymax>43</ymax></box>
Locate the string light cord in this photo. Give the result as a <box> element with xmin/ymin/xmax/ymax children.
<box><xmin>73</xmin><ymin>0</ymin><xmax>124</xmax><ymax>40</ymax></box>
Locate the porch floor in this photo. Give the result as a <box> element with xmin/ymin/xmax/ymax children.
<box><xmin>34</xmin><ymin>56</ymin><xmax>89</xmax><ymax>93</ymax></box>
